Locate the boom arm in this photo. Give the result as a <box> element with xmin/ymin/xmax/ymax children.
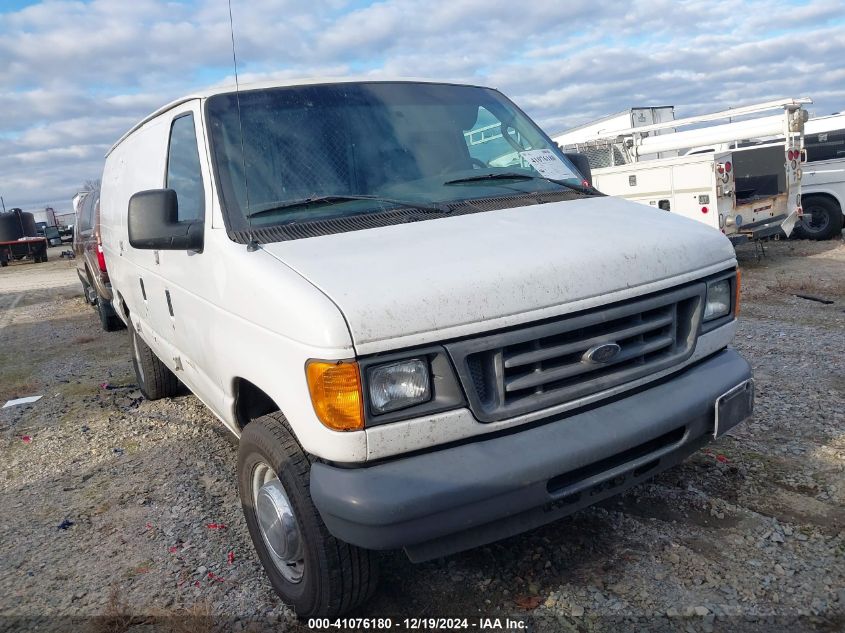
<box><xmin>555</xmin><ymin>98</ymin><xmax>812</xmax><ymax>159</ymax></box>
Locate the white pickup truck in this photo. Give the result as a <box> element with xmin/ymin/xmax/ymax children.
<box><xmin>793</xmin><ymin>112</ymin><xmax>845</xmax><ymax>240</ymax></box>
<box><xmin>99</xmin><ymin>79</ymin><xmax>753</xmax><ymax>617</ymax></box>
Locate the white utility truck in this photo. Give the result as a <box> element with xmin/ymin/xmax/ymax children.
<box><xmin>100</xmin><ymin>79</ymin><xmax>753</xmax><ymax>617</ymax></box>
<box><xmin>668</xmin><ymin>109</ymin><xmax>844</xmax><ymax>240</ymax></box>
<box><xmin>553</xmin><ymin>99</ymin><xmax>810</xmax><ymax>245</ymax></box>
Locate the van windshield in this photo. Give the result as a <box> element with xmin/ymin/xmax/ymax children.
<box><xmin>205</xmin><ymin>82</ymin><xmax>583</xmax><ymax>231</ymax></box>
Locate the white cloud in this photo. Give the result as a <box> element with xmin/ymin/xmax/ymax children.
<box><xmin>1</xmin><ymin>0</ymin><xmax>844</xmax><ymax>211</ymax></box>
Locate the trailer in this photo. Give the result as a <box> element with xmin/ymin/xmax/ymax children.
<box><xmin>0</xmin><ymin>237</ymin><xmax>49</xmax><ymax>266</ymax></box>
<box><xmin>32</xmin><ymin>207</ymin><xmax>58</xmax><ymax>227</ymax></box>
<box><xmin>553</xmin><ymin>99</ymin><xmax>810</xmax><ymax>244</ymax></box>
<box><xmin>553</xmin><ymin>106</ymin><xmax>679</xmax><ymax>161</ymax></box>
<box><xmin>56</xmin><ymin>211</ymin><xmax>75</xmax><ymax>229</ymax></box>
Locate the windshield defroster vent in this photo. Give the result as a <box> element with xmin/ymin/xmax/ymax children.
<box><xmin>227</xmin><ymin>190</ymin><xmax>589</xmax><ymax>244</ymax></box>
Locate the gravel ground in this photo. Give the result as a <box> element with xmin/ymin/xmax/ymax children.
<box><xmin>0</xmin><ymin>240</ymin><xmax>843</xmax><ymax>633</ymax></box>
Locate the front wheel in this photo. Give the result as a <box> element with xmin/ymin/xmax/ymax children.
<box><xmin>238</xmin><ymin>413</ymin><xmax>378</xmax><ymax>618</ymax></box>
<box><xmin>794</xmin><ymin>197</ymin><xmax>843</xmax><ymax>240</ymax></box>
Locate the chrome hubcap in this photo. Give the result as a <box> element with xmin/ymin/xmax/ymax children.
<box><xmin>252</xmin><ymin>462</ymin><xmax>305</xmax><ymax>583</ymax></box>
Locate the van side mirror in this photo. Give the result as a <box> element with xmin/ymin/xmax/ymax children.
<box><xmin>128</xmin><ymin>189</ymin><xmax>203</xmax><ymax>251</ymax></box>
<box><xmin>562</xmin><ymin>152</ymin><xmax>592</xmax><ymax>187</ymax></box>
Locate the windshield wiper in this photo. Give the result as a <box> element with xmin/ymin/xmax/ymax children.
<box><xmin>245</xmin><ymin>194</ymin><xmax>449</xmax><ymax>219</ymax></box>
<box><xmin>444</xmin><ymin>172</ymin><xmax>599</xmax><ymax>196</ymax></box>
<box><xmin>444</xmin><ymin>172</ymin><xmax>533</xmax><ymax>185</ymax></box>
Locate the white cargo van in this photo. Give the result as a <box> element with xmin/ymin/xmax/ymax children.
<box><xmin>100</xmin><ymin>79</ymin><xmax>753</xmax><ymax>617</ymax></box>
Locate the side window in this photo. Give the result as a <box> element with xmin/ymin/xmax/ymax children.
<box><xmin>805</xmin><ymin>128</ymin><xmax>845</xmax><ymax>163</ymax></box>
<box><xmin>166</xmin><ymin>113</ymin><xmax>205</xmax><ymax>221</ymax></box>
<box><xmin>78</xmin><ymin>194</ymin><xmax>96</xmax><ymax>232</ymax></box>
<box><xmin>463</xmin><ymin>106</ymin><xmax>526</xmax><ymax>168</ymax></box>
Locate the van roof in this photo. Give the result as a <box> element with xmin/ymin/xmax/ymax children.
<box><xmin>105</xmin><ymin>77</ymin><xmax>490</xmax><ymax>157</ymax></box>
<box><xmin>805</xmin><ymin>111</ymin><xmax>845</xmax><ymax>134</ymax></box>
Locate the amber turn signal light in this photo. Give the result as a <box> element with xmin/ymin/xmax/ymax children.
<box><xmin>306</xmin><ymin>360</ymin><xmax>364</xmax><ymax>431</ymax></box>
<box><xmin>734</xmin><ymin>269</ymin><xmax>742</xmax><ymax>317</ymax></box>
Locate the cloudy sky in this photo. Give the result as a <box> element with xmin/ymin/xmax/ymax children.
<box><xmin>1</xmin><ymin>0</ymin><xmax>844</xmax><ymax>213</ymax></box>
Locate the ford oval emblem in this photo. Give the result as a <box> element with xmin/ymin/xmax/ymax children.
<box><xmin>583</xmin><ymin>342</ymin><xmax>622</xmax><ymax>364</ymax></box>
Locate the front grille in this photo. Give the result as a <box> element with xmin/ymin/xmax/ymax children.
<box><xmin>446</xmin><ymin>283</ymin><xmax>705</xmax><ymax>422</ymax></box>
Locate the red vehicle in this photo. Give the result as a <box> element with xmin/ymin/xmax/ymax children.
<box><xmin>73</xmin><ymin>190</ymin><xmax>124</xmax><ymax>331</ymax></box>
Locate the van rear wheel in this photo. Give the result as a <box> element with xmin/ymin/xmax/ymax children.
<box><xmin>237</xmin><ymin>413</ymin><xmax>378</xmax><ymax>618</ymax></box>
<box><xmin>97</xmin><ymin>298</ymin><xmax>125</xmax><ymax>332</ymax></box>
<box><xmin>130</xmin><ymin>327</ymin><xmax>179</xmax><ymax>400</ymax></box>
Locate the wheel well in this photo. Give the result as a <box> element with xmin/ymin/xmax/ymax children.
<box><xmin>83</xmin><ymin>262</ymin><xmax>95</xmax><ymax>287</ymax></box>
<box><xmin>802</xmin><ymin>192</ymin><xmax>843</xmax><ymax>214</ymax></box>
<box><xmin>234</xmin><ymin>378</ymin><xmax>280</xmax><ymax>429</ymax></box>
<box><xmin>115</xmin><ymin>291</ymin><xmax>130</xmax><ymax>320</ymax></box>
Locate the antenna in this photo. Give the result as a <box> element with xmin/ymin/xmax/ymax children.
<box><xmin>227</xmin><ymin>0</ymin><xmax>257</xmax><ymax>250</ymax></box>
<box><xmin>0</xmin><ymin>196</ymin><xmax>6</xmax><ymax>213</ymax></box>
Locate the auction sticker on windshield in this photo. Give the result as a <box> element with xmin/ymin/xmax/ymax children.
<box><xmin>520</xmin><ymin>149</ymin><xmax>577</xmax><ymax>180</ymax></box>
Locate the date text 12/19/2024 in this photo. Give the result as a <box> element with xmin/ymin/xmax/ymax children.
<box><xmin>308</xmin><ymin>618</ymin><xmax>528</xmax><ymax>630</ymax></box>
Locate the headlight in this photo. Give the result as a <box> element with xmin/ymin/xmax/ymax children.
<box><xmin>368</xmin><ymin>359</ymin><xmax>431</xmax><ymax>414</ymax></box>
<box><xmin>704</xmin><ymin>279</ymin><xmax>732</xmax><ymax>321</ymax></box>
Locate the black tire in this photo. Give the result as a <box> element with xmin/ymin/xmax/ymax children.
<box><xmin>238</xmin><ymin>413</ymin><xmax>378</xmax><ymax>618</ymax></box>
<box><xmin>129</xmin><ymin>327</ymin><xmax>179</xmax><ymax>400</ymax></box>
<box><xmin>794</xmin><ymin>197</ymin><xmax>843</xmax><ymax>240</ymax></box>
<box><xmin>97</xmin><ymin>298</ymin><xmax>125</xmax><ymax>332</ymax></box>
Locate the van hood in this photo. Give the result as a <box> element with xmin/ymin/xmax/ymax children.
<box><xmin>261</xmin><ymin>196</ymin><xmax>736</xmax><ymax>354</ymax></box>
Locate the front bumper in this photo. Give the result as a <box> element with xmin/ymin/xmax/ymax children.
<box><xmin>310</xmin><ymin>348</ymin><xmax>752</xmax><ymax>562</ymax></box>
